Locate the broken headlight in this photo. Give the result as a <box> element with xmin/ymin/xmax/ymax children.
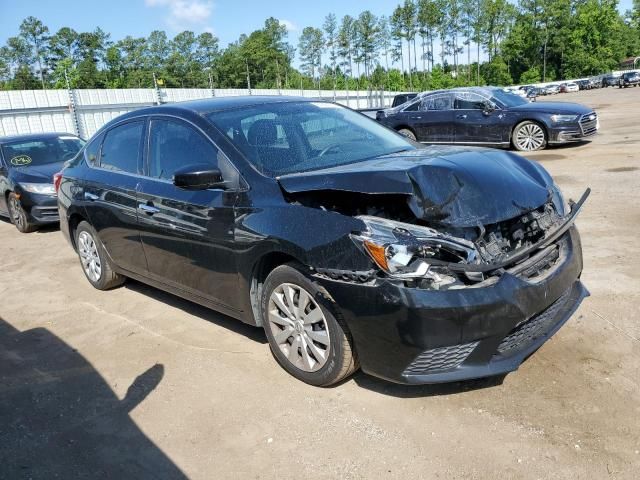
<box><xmin>550</xmin><ymin>184</ymin><xmax>569</xmax><ymax>216</ymax></box>
<box><xmin>350</xmin><ymin>216</ymin><xmax>478</xmax><ymax>279</ymax></box>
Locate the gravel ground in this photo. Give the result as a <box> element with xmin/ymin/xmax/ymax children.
<box><xmin>1</xmin><ymin>87</ymin><xmax>639</xmax><ymax>479</ymax></box>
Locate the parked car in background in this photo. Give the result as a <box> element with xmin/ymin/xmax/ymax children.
<box><xmin>57</xmin><ymin>96</ymin><xmax>589</xmax><ymax>386</ymax></box>
<box><xmin>576</xmin><ymin>80</ymin><xmax>591</xmax><ymax>90</ymax></box>
<box><xmin>618</xmin><ymin>71</ymin><xmax>640</xmax><ymax>88</ymax></box>
<box><xmin>391</xmin><ymin>93</ymin><xmax>419</xmax><ymax>107</ymax></box>
<box><xmin>602</xmin><ymin>74</ymin><xmax>621</xmax><ymax>87</ymax></box>
<box><xmin>504</xmin><ymin>86</ymin><xmax>528</xmax><ymax>98</ymax></box>
<box><xmin>589</xmin><ymin>78</ymin><xmax>601</xmax><ymax>89</ymax></box>
<box><xmin>544</xmin><ymin>84</ymin><xmax>560</xmax><ymax>95</ymax></box>
<box><xmin>376</xmin><ymin>87</ymin><xmax>598</xmax><ymax>151</ymax></box>
<box><xmin>563</xmin><ymin>83</ymin><xmax>579</xmax><ymax>93</ymax></box>
<box><xmin>0</xmin><ymin>133</ymin><xmax>84</xmax><ymax>232</ymax></box>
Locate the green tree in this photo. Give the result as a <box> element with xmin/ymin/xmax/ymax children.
<box><xmin>19</xmin><ymin>16</ymin><xmax>49</xmax><ymax>88</ymax></box>
<box><xmin>298</xmin><ymin>27</ymin><xmax>324</xmax><ymax>81</ymax></box>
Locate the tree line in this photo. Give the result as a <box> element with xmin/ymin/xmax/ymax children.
<box><xmin>1</xmin><ymin>0</ymin><xmax>639</xmax><ymax>92</ymax></box>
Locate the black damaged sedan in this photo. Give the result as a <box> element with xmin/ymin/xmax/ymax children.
<box><xmin>58</xmin><ymin>97</ymin><xmax>589</xmax><ymax>386</ymax></box>
<box><xmin>0</xmin><ymin>133</ymin><xmax>85</xmax><ymax>232</ymax></box>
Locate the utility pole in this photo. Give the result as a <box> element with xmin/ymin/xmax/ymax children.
<box><xmin>64</xmin><ymin>69</ymin><xmax>81</xmax><ymax>137</ymax></box>
<box><xmin>208</xmin><ymin>71</ymin><xmax>215</xmax><ymax>97</ymax></box>
<box><xmin>245</xmin><ymin>59</ymin><xmax>252</xmax><ymax>94</ymax></box>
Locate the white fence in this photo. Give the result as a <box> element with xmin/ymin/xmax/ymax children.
<box><xmin>0</xmin><ymin>88</ymin><xmax>398</xmax><ymax>139</ymax></box>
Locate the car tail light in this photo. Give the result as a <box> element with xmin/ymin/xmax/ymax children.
<box><xmin>53</xmin><ymin>172</ymin><xmax>63</xmax><ymax>194</ymax></box>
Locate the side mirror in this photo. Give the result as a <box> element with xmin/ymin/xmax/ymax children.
<box><xmin>482</xmin><ymin>101</ymin><xmax>497</xmax><ymax>115</ymax></box>
<box><xmin>173</xmin><ymin>164</ymin><xmax>227</xmax><ymax>190</ymax></box>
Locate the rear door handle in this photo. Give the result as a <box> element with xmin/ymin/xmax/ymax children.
<box><xmin>138</xmin><ymin>203</ymin><xmax>160</xmax><ymax>215</ymax></box>
<box><xmin>456</xmin><ymin>114</ymin><xmax>468</xmax><ymax>119</ymax></box>
<box><xmin>84</xmin><ymin>192</ymin><xmax>99</xmax><ymax>201</ymax></box>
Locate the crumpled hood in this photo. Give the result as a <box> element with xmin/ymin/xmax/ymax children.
<box><xmin>11</xmin><ymin>161</ymin><xmax>63</xmax><ymax>184</ymax></box>
<box><xmin>277</xmin><ymin>146</ymin><xmax>556</xmax><ymax>227</ymax></box>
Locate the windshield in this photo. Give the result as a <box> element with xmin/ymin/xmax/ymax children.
<box><xmin>207</xmin><ymin>101</ymin><xmax>415</xmax><ymax>177</ymax></box>
<box><xmin>491</xmin><ymin>90</ymin><xmax>529</xmax><ymax>107</ymax></box>
<box><xmin>2</xmin><ymin>136</ymin><xmax>85</xmax><ymax>167</ymax></box>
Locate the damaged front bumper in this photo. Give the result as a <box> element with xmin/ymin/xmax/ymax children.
<box><xmin>314</xmin><ymin>226</ymin><xmax>587</xmax><ymax>385</ymax></box>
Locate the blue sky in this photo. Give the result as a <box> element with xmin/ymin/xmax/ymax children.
<box><xmin>0</xmin><ymin>0</ymin><xmax>635</xmax><ymax>65</ymax></box>
<box><xmin>0</xmin><ymin>0</ymin><xmax>398</xmax><ymax>50</ymax></box>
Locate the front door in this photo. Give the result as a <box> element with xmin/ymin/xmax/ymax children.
<box><xmin>452</xmin><ymin>91</ymin><xmax>511</xmax><ymax>145</ymax></box>
<box><xmin>136</xmin><ymin>117</ymin><xmax>240</xmax><ymax>309</ymax></box>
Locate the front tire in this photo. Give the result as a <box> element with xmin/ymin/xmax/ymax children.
<box><xmin>74</xmin><ymin>221</ymin><xmax>125</xmax><ymax>290</ymax></box>
<box><xmin>261</xmin><ymin>263</ymin><xmax>358</xmax><ymax>386</ymax></box>
<box><xmin>397</xmin><ymin>128</ymin><xmax>417</xmax><ymax>141</ymax></box>
<box><xmin>7</xmin><ymin>192</ymin><xmax>36</xmax><ymax>233</ymax></box>
<box><xmin>512</xmin><ymin>121</ymin><xmax>547</xmax><ymax>151</ymax></box>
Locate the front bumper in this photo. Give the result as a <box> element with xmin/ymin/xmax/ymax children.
<box><xmin>19</xmin><ymin>192</ymin><xmax>59</xmax><ymax>224</ymax></box>
<box><xmin>316</xmin><ymin>227</ymin><xmax>586</xmax><ymax>384</ymax></box>
<box><xmin>548</xmin><ymin>114</ymin><xmax>599</xmax><ymax>144</ymax></box>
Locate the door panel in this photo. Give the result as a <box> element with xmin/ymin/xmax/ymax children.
<box><xmin>453</xmin><ymin>93</ymin><xmax>511</xmax><ymax>144</ymax></box>
<box><xmin>82</xmin><ymin>121</ymin><xmax>148</xmax><ymax>274</ymax></box>
<box><xmin>137</xmin><ymin>118</ymin><xmax>240</xmax><ymax>309</ymax></box>
<box><xmin>414</xmin><ymin>94</ymin><xmax>454</xmax><ymax>142</ymax></box>
<box><xmin>81</xmin><ymin>170</ymin><xmax>147</xmax><ymax>273</ymax></box>
<box><xmin>136</xmin><ymin>182</ymin><xmax>239</xmax><ymax>308</ymax></box>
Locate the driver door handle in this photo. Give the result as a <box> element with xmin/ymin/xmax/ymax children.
<box><xmin>456</xmin><ymin>114</ymin><xmax>468</xmax><ymax>119</ymax></box>
<box><xmin>139</xmin><ymin>203</ymin><xmax>160</xmax><ymax>215</ymax></box>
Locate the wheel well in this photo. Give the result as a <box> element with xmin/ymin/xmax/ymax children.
<box><xmin>395</xmin><ymin>125</ymin><xmax>415</xmax><ymax>134</ymax></box>
<box><xmin>68</xmin><ymin>213</ymin><xmax>86</xmax><ymax>251</ymax></box>
<box><xmin>511</xmin><ymin>120</ymin><xmax>548</xmax><ymax>144</ymax></box>
<box><xmin>249</xmin><ymin>252</ymin><xmax>298</xmax><ymax>326</ymax></box>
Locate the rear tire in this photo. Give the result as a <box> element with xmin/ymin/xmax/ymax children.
<box><xmin>261</xmin><ymin>263</ymin><xmax>358</xmax><ymax>386</ymax></box>
<box><xmin>397</xmin><ymin>128</ymin><xmax>417</xmax><ymax>141</ymax></box>
<box><xmin>74</xmin><ymin>221</ymin><xmax>125</xmax><ymax>290</ymax></box>
<box><xmin>7</xmin><ymin>192</ymin><xmax>36</xmax><ymax>233</ymax></box>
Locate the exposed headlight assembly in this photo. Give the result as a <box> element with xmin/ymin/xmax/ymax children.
<box><xmin>19</xmin><ymin>183</ymin><xmax>56</xmax><ymax>195</ymax></box>
<box><xmin>350</xmin><ymin>216</ymin><xmax>478</xmax><ymax>281</ymax></box>
<box><xmin>550</xmin><ymin>114</ymin><xmax>579</xmax><ymax>123</ymax></box>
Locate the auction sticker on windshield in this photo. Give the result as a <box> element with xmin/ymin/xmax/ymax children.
<box><xmin>10</xmin><ymin>155</ymin><xmax>32</xmax><ymax>166</ymax></box>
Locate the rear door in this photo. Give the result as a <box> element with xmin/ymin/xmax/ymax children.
<box><xmin>453</xmin><ymin>91</ymin><xmax>511</xmax><ymax>145</ymax></box>
<box><xmin>0</xmin><ymin>148</ymin><xmax>8</xmax><ymax>215</ymax></box>
<box><xmin>414</xmin><ymin>93</ymin><xmax>455</xmax><ymax>143</ymax></box>
<box><xmin>136</xmin><ymin>117</ymin><xmax>241</xmax><ymax>309</ymax></box>
<box><xmin>81</xmin><ymin>120</ymin><xmax>148</xmax><ymax>274</ymax></box>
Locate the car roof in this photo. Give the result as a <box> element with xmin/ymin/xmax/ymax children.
<box><xmin>419</xmin><ymin>87</ymin><xmax>504</xmax><ymax>98</ymax></box>
<box><xmin>118</xmin><ymin>95</ymin><xmax>319</xmax><ymax>121</ymax></box>
<box><xmin>0</xmin><ymin>132</ymin><xmax>81</xmax><ymax>144</ymax></box>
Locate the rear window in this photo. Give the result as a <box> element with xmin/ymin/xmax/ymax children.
<box><xmin>1</xmin><ymin>136</ymin><xmax>84</xmax><ymax>167</ymax></box>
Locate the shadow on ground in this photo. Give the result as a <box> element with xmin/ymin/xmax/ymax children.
<box><xmin>350</xmin><ymin>370</ymin><xmax>506</xmax><ymax>398</ymax></box>
<box><xmin>0</xmin><ymin>317</ymin><xmax>187</xmax><ymax>479</ymax></box>
<box><xmin>124</xmin><ymin>279</ymin><xmax>268</xmax><ymax>344</ymax></box>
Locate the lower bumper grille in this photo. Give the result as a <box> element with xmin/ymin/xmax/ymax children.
<box><xmin>404</xmin><ymin>341</ymin><xmax>479</xmax><ymax>375</ymax></box>
<box><xmin>497</xmin><ymin>288</ymin><xmax>572</xmax><ymax>356</ymax></box>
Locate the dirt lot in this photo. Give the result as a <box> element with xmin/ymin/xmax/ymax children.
<box><xmin>1</xmin><ymin>88</ymin><xmax>639</xmax><ymax>480</ymax></box>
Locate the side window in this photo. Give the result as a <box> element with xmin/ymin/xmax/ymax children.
<box><xmin>454</xmin><ymin>92</ymin><xmax>487</xmax><ymax>110</ymax></box>
<box><xmin>84</xmin><ymin>133</ymin><xmax>103</xmax><ymax>166</ymax></box>
<box><xmin>148</xmin><ymin>119</ymin><xmax>218</xmax><ymax>181</ymax></box>
<box><xmin>99</xmin><ymin>122</ymin><xmax>143</xmax><ymax>174</ymax></box>
<box><xmin>424</xmin><ymin>95</ymin><xmax>452</xmax><ymax>111</ymax></box>
<box><xmin>403</xmin><ymin>101</ymin><xmax>420</xmax><ymax>112</ymax></box>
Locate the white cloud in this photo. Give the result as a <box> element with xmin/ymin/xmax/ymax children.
<box><xmin>279</xmin><ymin>19</ymin><xmax>298</xmax><ymax>32</ymax></box>
<box><xmin>145</xmin><ymin>0</ymin><xmax>214</xmax><ymax>32</ymax></box>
